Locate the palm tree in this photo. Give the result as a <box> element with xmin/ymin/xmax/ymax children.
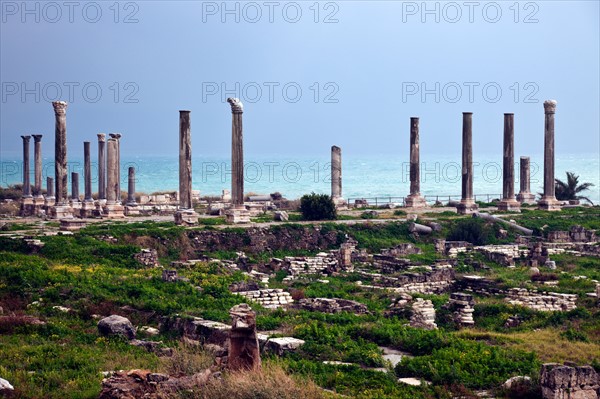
<box><xmin>554</xmin><ymin>172</ymin><xmax>595</xmax><ymax>204</ymax></box>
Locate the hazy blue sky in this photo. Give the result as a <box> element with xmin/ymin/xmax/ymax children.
<box><xmin>1</xmin><ymin>0</ymin><xmax>599</xmax><ymax>159</ymax></box>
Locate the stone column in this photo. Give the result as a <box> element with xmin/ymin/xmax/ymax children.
<box><xmin>498</xmin><ymin>113</ymin><xmax>520</xmax><ymax>211</ymax></box>
<box><xmin>226</xmin><ymin>98</ymin><xmax>250</xmax><ymax>224</ymax></box>
<box><xmin>174</xmin><ymin>111</ymin><xmax>198</xmax><ymax>225</ymax></box>
<box><xmin>538</xmin><ymin>100</ymin><xmax>560</xmax><ymax>210</ymax></box>
<box><xmin>52</xmin><ymin>101</ymin><xmax>68</xmax><ymax>206</ymax></box>
<box><xmin>71</xmin><ymin>172</ymin><xmax>80</xmax><ymax>202</ymax></box>
<box><xmin>405</xmin><ymin>117</ymin><xmax>427</xmax><ymax>208</ymax></box>
<box><xmin>83</xmin><ymin>142</ymin><xmax>93</xmax><ymax>202</ymax></box>
<box><xmin>103</xmin><ymin>138</ymin><xmax>124</xmax><ymax>218</ymax></box>
<box><xmin>331</xmin><ymin>145</ymin><xmax>344</xmax><ymax>205</ymax></box>
<box><xmin>32</xmin><ymin>135</ymin><xmax>43</xmax><ymax>198</ymax></box>
<box><xmin>97</xmin><ymin>134</ymin><xmax>106</xmax><ymax>200</ymax></box>
<box><xmin>21</xmin><ymin>135</ymin><xmax>32</xmax><ymax>198</ymax></box>
<box><xmin>127</xmin><ymin>167</ymin><xmax>136</xmax><ymax>205</ymax></box>
<box><xmin>45</xmin><ymin>177</ymin><xmax>55</xmax><ymax>208</ymax></box>
<box><xmin>228</xmin><ymin>304</ymin><xmax>261</xmax><ymax>371</ymax></box>
<box><xmin>516</xmin><ymin>156</ymin><xmax>536</xmax><ymax>204</ymax></box>
<box><xmin>179</xmin><ymin>111</ymin><xmax>192</xmax><ymax>209</ymax></box>
<box><xmin>457</xmin><ymin>112</ymin><xmax>478</xmax><ymax>214</ymax></box>
<box><xmin>109</xmin><ymin>133</ymin><xmax>122</xmax><ymax>203</ymax></box>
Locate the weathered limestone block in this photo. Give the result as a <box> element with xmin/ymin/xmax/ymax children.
<box><xmin>447</xmin><ymin>293</ymin><xmax>475</xmax><ymax>326</ymax></box>
<box><xmin>540</xmin><ymin>363</ymin><xmax>599</xmax><ymax>399</ymax></box>
<box><xmin>228</xmin><ymin>303</ymin><xmax>261</xmax><ymax>371</ymax></box>
<box><xmin>410</xmin><ymin>298</ymin><xmax>437</xmax><ymax>330</ymax></box>
<box><xmin>98</xmin><ymin>315</ymin><xmax>136</xmax><ymax>340</ymax></box>
<box><xmin>264</xmin><ymin>337</ymin><xmax>305</xmax><ymax>356</ymax></box>
<box><xmin>298</xmin><ymin>298</ymin><xmax>368</xmax><ymax>314</ymax></box>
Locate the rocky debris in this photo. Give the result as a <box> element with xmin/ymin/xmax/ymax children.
<box><xmin>547</xmin><ymin>226</ymin><xmax>597</xmax><ymax>243</ymax></box>
<box><xmin>24</xmin><ymin>238</ymin><xmax>45</xmax><ymax>253</ymax></box>
<box><xmin>134</xmin><ymin>249</ymin><xmax>159</xmax><ymax>267</ymax></box>
<box><xmin>504</xmin><ymin>315</ymin><xmax>523</xmax><ymax>328</ymax></box>
<box><xmin>398</xmin><ymin>377</ymin><xmax>430</xmax><ymax>386</ymax></box>
<box><xmin>0</xmin><ymin>377</ymin><xmax>14</xmax><ymax>392</ymax></box>
<box><xmin>228</xmin><ymin>304</ymin><xmax>261</xmax><ymax>371</ymax></box>
<box><xmin>545</xmin><ymin>260</ymin><xmax>557</xmax><ymax>270</ymax></box>
<box><xmin>506</xmin><ymin>288</ymin><xmax>577</xmax><ymax>312</ymax></box>
<box><xmin>386</xmin><ymin>294</ymin><xmax>413</xmax><ymax>316</ymax></box>
<box><xmin>357</xmin><ymin>266</ymin><xmax>454</xmax><ymax>295</ymax></box>
<box><xmin>273</xmin><ymin>211</ymin><xmax>289</xmax><ymax>222</ymax></box>
<box><xmin>129</xmin><ymin>339</ymin><xmax>173</xmax><ymax>357</ymax></box>
<box><xmin>410</xmin><ymin>298</ymin><xmax>437</xmax><ymax>330</ymax></box>
<box><xmin>175</xmin><ymin>317</ymin><xmax>231</xmax><ymax>346</ymax></box>
<box><xmin>475</xmin><ymin>244</ymin><xmax>528</xmax><ymax>267</ymax></box>
<box><xmin>52</xmin><ymin>305</ymin><xmax>71</xmax><ymax>313</ymax></box>
<box><xmin>298</xmin><ymin>298</ymin><xmax>368</xmax><ymax>314</ymax></box>
<box><xmin>161</xmin><ymin>269</ymin><xmax>189</xmax><ymax>283</ymax></box>
<box><xmin>229</xmin><ymin>280</ymin><xmax>261</xmax><ymax>293</ymax></box>
<box><xmin>540</xmin><ymin>363</ymin><xmax>599</xmax><ymax>399</ymax></box>
<box><xmin>380</xmin><ymin>243</ymin><xmax>422</xmax><ymax>257</ymax></box>
<box><xmin>503</xmin><ymin>376</ymin><xmax>531</xmax><ymax>390</ymax></box>
<box><xmin>264</xmin><ymin>337</ymin><xmax>305</xmax><ymax>356</ymax></box>
<box><xmin>139</xmin><ymin>326</ymin><xmax>160</xmax><ymax>336</ymax></box>
<box><xmin>234</xmin><ymin>289</ymin><xmax>293</xmax><ymax>309</ymax></box>
<box><xmin>447</xmin><ymin>293</ymin><xmax>475</xmax><ymax>327</ymax></box>
<box><xmin>434</xmin><ymin>239</ymin><xmax>471</xmax><ymax>257</ymax></box>
<box><xmin>99</xmin><ymin>369</ymin><xmax>213</xmax><ymax>399</ymax></box>
<box><xmin>98</xmin><ymin>315</ymin><xmax>136</xmax><ymax>340</ymax></box>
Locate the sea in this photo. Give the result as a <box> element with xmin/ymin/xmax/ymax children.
<box><xmin>1</xmin><ymin>153</ymin><xmax>599</xmax><ymax>204</ymax></box>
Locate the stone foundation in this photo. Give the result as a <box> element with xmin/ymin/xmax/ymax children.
<box><xmin>234</xmin><ymin>289</ymin><xmax>293</xmax><ymax>309</ymax></box>
<box><xmin>225</xmin><ymin>207</ymin><xmax>251</xmax><ymax>224</ymax></box>
<box><xmin>103</xmin><ymin>203</ymin><xmax>125</xmax><ymax>219</ymax></box>
<box><xmin>298</xmin><ymin>298</ymin><xmax>368</xmax><ymax>314</ymax></box>
<box><xmin>134</xmin><ymin>249</ymin><xmax>159</xmax><ymax>267</ymax></box>
<box><xmin>410</xmin><ymin>298</ymin><xmax>437</xmax><ymax>330</ymax></box>
<box><xmin>540</xmin><ymin>363</ymin><xmax>599</xmax><ymax>399</ymax></box>
<box><xmin>174</xmin><ymin>209</ymin><xmax>198</xmax><ymax>225</ymax></box>
<box><xmin>506</xmin><ymin>288</ymin><xmax>577</xmax><ymax>311</ymax></box>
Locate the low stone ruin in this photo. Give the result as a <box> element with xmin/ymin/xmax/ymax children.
<box><xmin>506</xmin><ymin>288</ymin><xmax>577</xmax><ymax>311</ymax></box>
<box><xmin>410</xmin><ymin>298</ymin><xmax>437</xmax><ymax>330</ymax></box>
<box><xmin>234</xmin><ymin>288</ymin><xmax>293</xmax><ymax>309</ymax></box>
<box><xmin>297</xmin><ymin>298</ymin><xmax>368</xmax><ymax>314</ymax></box>
<box><xmin>228</xmin><ymin>303</ymin><xmax>261</xmax><ymax>371</ymax></box>
<box><xmin>161</xmin><ymin>269</ymin><xmax>188</xmax><ymax>283</ymax></box>
<box><xmin>357</xmin><ymin>265</ymin><xmax>455</xmax><ymax>295</ymax></box>
<box><xmin>547</xmin><ymin>225</ymin><xmax>597</xmax><ymax>243</ymax></box>
<box><xmin>540</xmin><ymin>363</ymin><xmax>599</xmax><ymax>399</ymax></box>
<box><xmin>475</xmin><ymin>244</ymin><xmax>528</xmax><ymax>267</ymax></box>
<box><xmin>446</xmin><ymin>293</ymin><xmax>475</xmax><ymax>326</ymax></box>
<box><xmin>134</xmin><ymin>248</ymin><xmax>159</xmax><ymax>267</ymax></box>
<box><xmin>434</xmin><ymin>239</ymin><xmax>471</xmax><ymax>257</ymax></box>
<box><xmin>279</xmin><ymin>253</ymin><xmax>338</xmax><ymax>279</ymax></box>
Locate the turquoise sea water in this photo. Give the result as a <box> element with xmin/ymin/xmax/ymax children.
<box><xmin>1</xmin><ymin>153</ymin><xmax>599</xmax><ymax>204</ymax></box>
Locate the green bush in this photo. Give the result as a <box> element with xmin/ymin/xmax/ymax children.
<box><xmin>299</xmin><ymin>193</ymin><xmax>336</xmax><ymax>221</ymax></box>
<box><xmin>447</xmin><ymin>218</ymin><xmax>496</xmax><ymax>245</ymax></box>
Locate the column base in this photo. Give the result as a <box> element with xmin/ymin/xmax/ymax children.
<box><xmin>333</xmin><ymin>197</ymin><xmax>348</xmax><ymax>209</ymax></box>
<box><xmin>497</xmin><ymin>198</ymin><xmax>521</xmax><ymax>212</ymax></box>
<box><xmin>225</xmin><ymin>207</ymin><xmax>251</xmax><ymax>224</ymax></box>
<box><xmin>102</xmin><ymin>203</ymin><xmax>125</xmax><ymax>218</ymax></box>
<box><xmin>19</xmin><ymin>197</ymin><xmax>35</xmax><ymax>217</ymax></box>
<box><xmin>456</xmin><ymin>200</ymin><xmax>478</xmax><ymax>215</ymax></box>
<box><xmin>60</xmin><ymin>219</ymin><xmax>87</xmax><ymax>231</ymax></box>
<box><xmin>50</xmin><ymin>204</ymin><xmax>74</xmax><ymax>219</ymax></box>
<box><xmin>516</xmin><ymin>192</ymin><xmax>536</xmax><ymax>204</ymax></box>
<box><xmin>44</xmin><ymin>197</ymin><xmax>55</xmax><ymax>209</ymax></box>
<box><xmin>125</xmin><ymin>204</ymin><xmax>140</xmax><ymax>216</ymax></box>
<box><xmin>174</xmin><ymin>209</ymin><xmax>198</xmax><ymax>225</ymax></box>
<box><xmin>80</xmin><ymin>201</ymin><xmax>96</xmax><ymax>218</ymax></box>
<box><xmin>404</xmin><ymin>194</ymin><xmax>428</xmax><ymax>208</ymax></box>
<box><xmin>538</xmin><ymin>197</ymin><xmax>561</xmax><ymax>211</ymax></box>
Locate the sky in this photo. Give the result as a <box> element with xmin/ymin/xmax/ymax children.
<box><xmin>0</xmin><ymin>0</ymin><xmax>599</xmax><ymax>160</ymax></box>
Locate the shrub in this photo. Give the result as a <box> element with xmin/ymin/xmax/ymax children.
<box><xmin>447</xmin><ymin>218</ymin><xmax>496</xmax><ymax>245</ymax></box>
<box><xmin>299</xmin><ymin>193</ymin><xmax>336</xmax><ymax>221</ymax></box>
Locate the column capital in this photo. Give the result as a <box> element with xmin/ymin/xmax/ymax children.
<box><xmin>109</xmin><ymin>133</ymin><xmax>122</xmax><ymax>140</ymax></box>
<box><xmin>97</xmin><ymin>133</ymin><xmax>106</xmax><ymax>142</ymax></box>
<box><xmin>52</xmin><ymin>101</ymin><xmax>68</xmax><ymax>115</ymax></box>
<box><xmin>544</xmin><ymin>100</ymin><xmax>557</xmax><ymax>114</ymax></box>
<box><xmin>21</xmin><ymin>135</ymin><xmax>31</xmax><ymax>142</ymax></box>
<box><xmin>227</xmin><ymin>97</ymin><xmax>244</xmax><ymax>114</ymax></box>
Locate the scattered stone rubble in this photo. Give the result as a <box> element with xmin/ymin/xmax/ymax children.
<box><xmin>357</xmin><ymin>265</ymin><xmax>454</xmax><ymax>295</ymax></box>
<box><xmin>410</xmin><ymin>298</ymin><xmax>437</xmax><ymax>330</ymax></box>
<box><xmin>446</xmin><ymin>293</ymin><xmax>475</xmax><ymax>326</ymax></box>
<box><xmin>279</xmin><ymin>253</ymin><xmax>338</xmax><ymax>279</ymax></box>
<box><xmin>540</xmin><ymin>363</ymin><xmax>599</xmax><ymax>399</ymax></box>
<box><xmin>134</xmin><ymin>248</ymin><xmax>159</xmax><ymax>267</ymax></box>
<box><xmin>234</xmin><ymin>288</ymin><xmax>293</xmax><ymax>309</ymax></box>
<box><xmin>506</xmin><ymin>288</ymin><xmax>577</xmax><ymax>311</ymax></box>
<box><xmin>298</xmin><ymin>298</ymin><xmax>368</xmax><ymax>314</ymax></box>
<box><xmin>475</xmin><ymin>244</ymin><xmax>529</xmax><ymax>267</ymax></box>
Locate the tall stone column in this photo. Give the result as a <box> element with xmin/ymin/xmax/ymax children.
<box><xmin>109</xmin><ymin>133</ymin><xmax>122</xmax><ymax>203</ymax></box>
<box><xmin>516</xmin><ymin>156</ymin><xmax>536</xmax><ymax>204</ymax></box>
<box><xmin>174</xmin><ymin>111</ymin><xmax>198</xmax><ymax>225</ymax></box>
<box><xmin>52</xmin><ymin>101</ymin><xmax>68</xmax><ymax>205</ymax></box>
<box><xmin>80</xmin><ymin>141</ymin><xmax>94</xmax><ymax>217</ymax></box>
<box><xmin>538</xmin><ymin>100</ymin><xmax>560</xmax><ymax>210</ymax></box>
<box><xmin>457</xmin><ymin>112</ymin><xmax>478</xmax><ymax>214</ymax></box>
<box><xmin>226</xmin><ymin>98</ymin><xmax>250</xmax><ymax>224</ymax></box>
<box><xmin>21</xmin><ymin>135</ymin><xmax>32</xmax><ymax>198</ymax></box>
<box><xmin>498</xmin><ymin>113</ymin><xmax>520</xmax><ymax>212</ymax></box>
<box><xmin>97</xmin><ymin>134</ymin><xmax>106</xmax><ymax>200</ymax></box>
<box><xmin>127</xmin><ymin>167</ymin><xmax>137</xmax><ymax>205</ymax></box>
<box><xmin>405</xmin><ymin>117</ymin><xmax>427</xmax><ymax>208</ymax></box>
<box><xmin>32</xmin><ymin>135</ymin><xmax>43</xmax><ymax>198</ymax></box>
<box><xmin>71</xmin><ymin>172</ymin><xmax>80</xmax><ymax>202</ymax></box>
<box><xmin>179</xmin><ymin>111</ymin><xmax>192</xmax><ymax>210</ymax></box>
<box><xmin>103</xmin><ymin>138</ymin><xmax>124</xmax><ymax>218</ymax></box>
<box><xmin>331</xmin><ymin>145</ymin><xmax>344</xmax><ymax>205</ymax></box>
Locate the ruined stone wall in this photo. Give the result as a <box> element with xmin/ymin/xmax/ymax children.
<box><xmin>234</xmin><ymin>289</ymin><xmax>293</xmax><ymax>309</ymax></box>
<box><xmin>506</xmin><ymin>288</ymin><xmax>577</xmax><ymax>311</ymax></box>
<box><xmin>358</xmin><ymin>266</ymin><xmax>455</xmax><ymax>295</ymax></box>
